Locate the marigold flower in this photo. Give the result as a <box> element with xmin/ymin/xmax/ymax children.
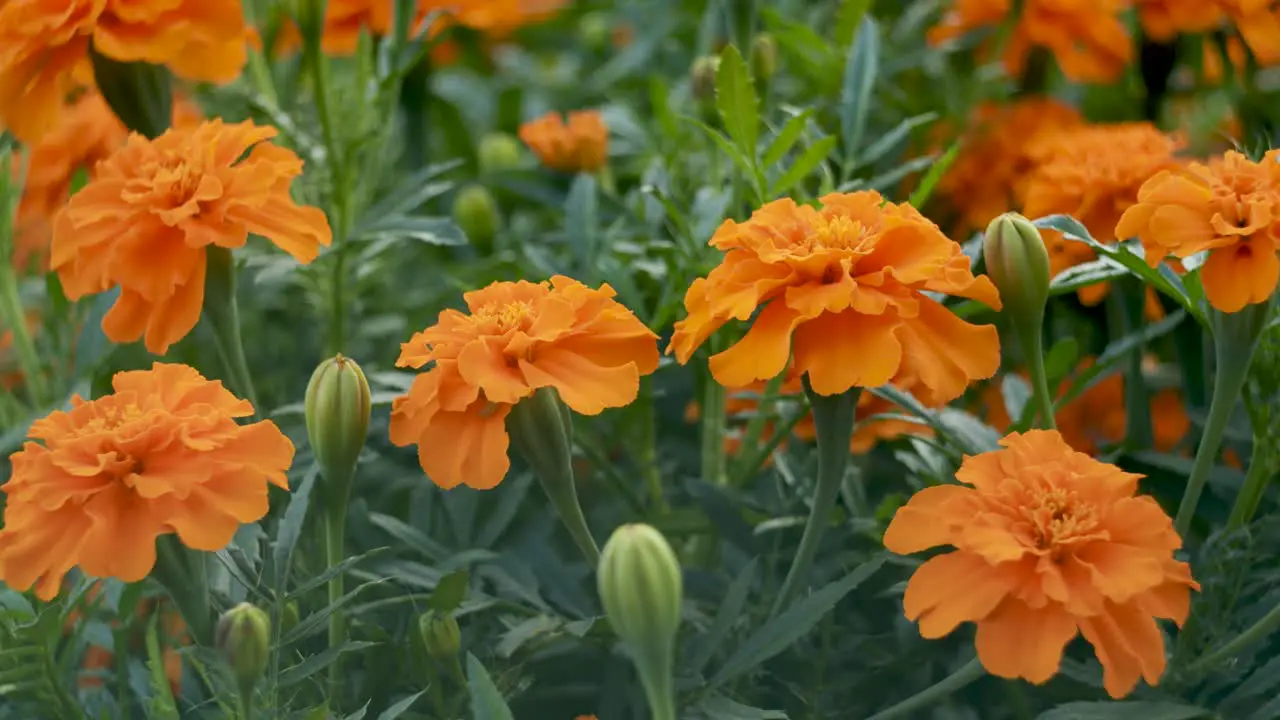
<box><xmin>669</xmin><ymin>191</ymin><xmax>1002</xmax><ymax>402</ymax></box>
<box><xmin>930</xmin><ymin>0</ymin><xmax>1132</xmax><ymax>83</ymax></box>
<box><xmin>49</xmin><ymin>119</ymin><xmax>332</xmax><ymax>355</ymax></box>
<box><xmin>389</xmin><ymin>276</ymin><xmax>659</xmax><ymax>490</ymax></box>
<box><xmin>1138</xmin><ymin>0</ymin><xmax>1225</xmax><ymax>42</ymax></box>
<box><xmin>0</xmin><ymin>0</ymin><xmax>245</xmax><ymax>144</ymax></box>
<box><xmin>518</xmin><ymin>110</ymin><xmax>609</xmax><ymax>174</ymax></box>
<box><xmin>1216</xmin><ymin>0</ymin><xmax>1280</xmax><ymax>65</ymax></box>
<box><xmin>0</xmin><ymin>363</ymin><xmax>293</xmax><ymax>601</ymax></box>
<box><xmin>1116</xmin><ymin>150</ymin><xmax>1280</xmax><ymax>313</ymax></box>
<box><xmin>884</xmin><ymin>430</ymin><xmax>1199</xmax><ymax>698</ymax></box>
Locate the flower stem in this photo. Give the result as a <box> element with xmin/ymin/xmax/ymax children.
<box><xmin>770</xmin><ymin>380</ymin><xmax>859</xmax><ymax>617</ymax></box>
<box><xmin>0</xmin><ymin>262</ymin><xmax>48</xmax><ymax>408</ymax></box>
<box><xmin>638</xmin><ymin>663</ymin><xmax>677</xmax><ymax>720</ymax></box>
<box><xmin>865</xmin><ymin>657</ymin><xmax>985</xmax><ymax>720</ymax></box>
<box><xmin>324</xmin><ymin>503</ymin><xmax>348</xmax><ymax>703</ymax></box>
<box><xmin>1021</xmin><ymin>320</ymin><xmax>1056</xmax><ymax>431</ymax></box>
<box><xmin>1175</xmin><ymin>303</ymin><xmax>1271</xmax><ymax>537</ymax></box>
<box><xmin>203</xmin><ymin>248</ymin><xmax>259</xmax><ymax>411</ymax></box>
<box><xmin>1228</xmin><ymin>437</ymin><xmax>1276</xmax><ymax>530</ymax></box>
<box><xmin>1188</xmin><ymin>600</ymin><xmax>1280</xmax><ymax>674</ymax></box>
<box><xmin>699</xmin><ymin>336</ymin><xmax>728</xmax><ymax>486</ymax></box>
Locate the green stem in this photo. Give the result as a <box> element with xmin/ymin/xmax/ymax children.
<box><xmin>0</xmin><ymin>264</ymin><xmax>48</xmax><ymax>407</ymax></box>
<box><xmin>1227</xmin><ymin>439</ymin><xmax>1276</xmax><ymax>530</ymax></box>
<box><xmin>1108</xmin><ymin>282</ymin><xmax>1152</xmax><ymax>448</ymax></box>
<box><xmin>699</xmin><ymin>336</ymin><xmax>728</xmax><ymax>486</ymax></box>
<box><xmin>638</xmin><ymin>377</ymin><xmax>667</xmax><ymax>512</ymax></box>
<box><xmin>638</xmin><ymin>664</ymin><xmax>677</xmax><ymax>720</ymax></box>
<box><xmin>1022</xmin><ymin>322</ymin><xmax>1056</xmax><ymax>431</ymax></box>
<box><xmin>153</xmin><ymin>536</ymin><xmax>213</xmax><ymax>647</ymax></box>
<box><xmin>324</xmin><ymin>504</ymin><xmax>348</xmax><ymax>703</ymax></box>
<box><xmin>865</xmin><ymin>657</ymin><xmax>985</xmax><ymax>720</ymax></box>
<box><xmin>1174</xmin><ymin>304</ymin><xmax>1270</xmax><ymax>537</ymax></box>
<box><xmin>1187</xmin><ymin>600</ymin><xmax>1280</xmax><ymax>674</ymax></box>
<box><xmin>770</xmin><ymin>380</ymin><xmax>859</xmax><ymax>616</ymax></box>
<box><xmin>203</xmin><ymin>248</ymin><xmax>259</xmax><ymax>411</ymax></box>
<box><xmin>238</xmin><ymin>685</ymin><xmax>254</xmax><ymax>720</ymax></box>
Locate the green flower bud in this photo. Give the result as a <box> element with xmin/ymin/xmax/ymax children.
<box><xmin>598</xmin><ymin>524</ymin><xmax>682</xmax><ymax>720</ymax></box>
<box><xmin>984</xmin><ymin>212</ymin><xmax>1050</xmax><ymax>318</ymax></box>
<box><xmin>452</xmin><ymin>184</ymin><xmax>502</xmax><ymax>252</ymax></box>
<box><xmin>304</xmin><ymin>354</ymin><xmax>371</xmax><ymax>500</ymax></box>
<box><xmin>578</xmin><ymin>12</ymin><xmax>611</xmax><ymax>51</ymax></box>
<box><xmin>691</xmin><ymin>56</ymin><xmax>720</xmax><ymax>102</ymax></box>
<box><xmin>215</xmin><ymin>603</ymin><xmax>271</xmax><ymax>691</ymax></box>
<box><xmin>477</xmin><ymin>133</ymin><xmax>523</xmax><ymax>176</ymax></box>
<box><xmin>88</xmin><ymin>46</ymin><xmax>172</xmax><ymax>139</ymax></box>
<box><xmin>417</xmin><ymin>611</ymin><xmax>462</xmax><ymax>661</ymax></box>
<box><xmin>750</xmin><ymin>34</ymin><xmax>778</xmax><ymax>87</ymax></box>
<box><xmin>280</xmin><ymin>600</ymin><xmax>301</xmax><ymax>637</ymax></box>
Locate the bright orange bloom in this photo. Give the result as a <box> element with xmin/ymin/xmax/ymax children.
<box><xmin>389</xmin><ymin>276</ymin><xmax>659</xmax><ymax>490</ymax></box>
<box><xmin>1215</xmin><ymin>0</ymin><xmax>1280</xmax><ymax>65</ymax></box>
<box><xmin>73</xmin><ymin>596</ymin><xmax>187</xmax><ymax>694</ymax></box>
<box><xmin>518</xmin><ymin>111</ymin><xmax>609</xmax><ymax>173</ymax></box>
<box><xmin>0</xmin><ymin>0</ymin><xmax>245</xmax><ymax>144</ymax></box>
<box><xmin>1138</xmin><ymin>0</ymin><xmax>1224</xmax><ymax>42</ymax></box>
<box><xmin>884</xmin><ymin>430</ymin><xmax>1199</xmax><ymax>698</ymax></box>
<box><xmin>79</xmin><ymin>644</ymin><xmax>115</xmax><ymax>689</ymax></box>
<box><xmin>1116</xmin><ymin>150</ymin><xmax>1280</xmax><ymax>313</ymax></box>
<box><xmin>669</xmin><ymin>191</ymin><xmax>1002</xmax><ymax>403</ymax></box>
<box><xmin>50</xmin><ymin>119</ymin><xmax>332</xmax><ymax>355</ymax></box>
<box><xmin>0</xmin><ymin>363</ymin><xmax>294</xmax><ymax>600</ymax></box>
<box><xmin>930</xmin><ymin>0</ymin><xmax>1132</xmax><ymax>83</ymax></box>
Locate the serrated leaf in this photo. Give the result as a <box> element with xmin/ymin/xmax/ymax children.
<box><xmin>287</xmin><ymin>548</ymin><xmax>387</xmax><ymax>599</ymax></box>
<box><xmin>710</xmin><ymin>556</ymin><xmax>885</xmax><ymax>687</ymax></box>
<box><xmin>377</xmin><ymin>691</ymin><xmax>426</xmax><ymax>719</ymax></box>
<box><xmin>428</xmin><ymin>570</ymin><xmax>469</xmax><ymax>613</ymax></box>
<box><xmin>281</xmin><ymin>579</ymin><xmax>389</xmax><ymax>645</ymax></box>
<box><xmin>715</xmin><ymin>44</ymin><xmax>759</xmax><ymax>162</ymax></box>
<box><xmin>278</xmin><ymin>642</ymin><xmax>377</xmax><ymax>688</ymax></box>
<box><xmin>467</xmin><ymin>654</ymin><xmax>515</xmax><ymax>720</ymax></box>
<box><xmin>762</xmin><ymin>110</ymin><xmax>815</xmax><ymax>168</ymax></box>
<box><xmin>840</xmin><ymin>16</ymin><xmax>879</xmax><ymax>165</ymax></box>
<box><xmin>689</xmin><ymin>558</ymin><xmax>758</xmax><ymax>675</ymax></box>
<box><xmin>1036</xmin><ymin>701</ymin><xmax>1212</xmax><ymax>720</ymax></box>
<box><xmin>1049</xmin><ymin>259</ymin><xmax>1128</xmax><ymax>296</ymax></box>
<box><xmin>773</xmin><ymin>136</ymin><xmax>838</xmax><ymax>196</ymax></box>
<box><xmin>273</xmin><ymin>466</ymin><xmax>317</xmax><ymax>592</ymax></box>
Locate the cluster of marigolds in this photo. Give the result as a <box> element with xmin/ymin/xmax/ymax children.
<box><xmin>0</xmin><ymin>0</ymin><xmax>1278</xmax><ymax>712</ymax></box>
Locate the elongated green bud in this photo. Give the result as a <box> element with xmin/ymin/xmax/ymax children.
<box><xmin>305</xmin><ymin>354</ymin><xmax>371</xmax><ymax>501</ymax></box>
<box><xmin>215</xmin><ymin>603</ymin><xmax>271</xmax><ymax>691</ymax></box>
<box><xmin>478</xmin><ymin>133</ymin><xmax>523</xmax><ymax>176</ymax></box>
<box><xmin>691</xmin><ymin>56</ymin><xmax>720</xmax><ymax>102</ymax></box>
<box><xmin>598</xmin><ymin>524</ymin><xmax>682</xmax><ymax>720</ymax></box>
<box><xmin>453</xmin><ymin>184</ymin><xmax>502</xmax><ymax>252</ymax></box>
<box><xmin>750</xmin><ymin>34</ymin><xmax>778</xmax><ymax>88</ymax></box>
<box><xmin>983</xmin><ymin>213</ymin><xmax>1050</xmax><ymax>321</ymax></box>
<box><xmin>418</xmin><ymin>611</ymin><xmax>462</xmax><ymax>661</ymax></box>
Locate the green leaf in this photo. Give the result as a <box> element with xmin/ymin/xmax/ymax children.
<box><xmin>839</xmin><ymin>16</ymin><xmax>879</xmax><ymax>166</ymax></box>
<box><xmin>835</xmin><ymin>0</ymin><xmax>874</xmax><ymax>48</ymax></box>
<box><xmin>281</xmin><ymin>579</ymin><xmax>390</xmax><ymax>645</ymax></box>
<box><xmin>273</xmin><ymin>466</ymin><xmax>318</xmax><ymax>592</ymax></box>
<box><xmin>1044</xmin><ymin>337</ymin><xmax>1081</xmax><ymax>386</ymax></box>
<box><xmin>682</xmin><ymin>116</ymin><xmax>763</xmax><ymax>198</ymax></box>
<box><xmin>762</xmin><ymin>109</ymin><xmax>816</xmax><ymax>168</ymax></box>
<box><xmin>772</xmin><ymin>136</ymin><xmax>838</xmax><ymax>196</ymax></box>
<box><xmin>710</xmin><ymin>556</ymin><xmax>885</xmax><ymax>687</ymax></box>
<box><xmin>287</xmin><ymin>547</ymin><xmax>388</xmax><ymax>599</ymax></box>
<box><xmin>689</xmin><ymin>558</ymin><xmax>759</xmax><ymax>675</ymax></box>
<box><xmin>377</xmin><ymin>691</ymin><xmax>426</xmax><ymax>719</ymax></box>
<box><xmin>428</xmin><ymin>569</ymin><xmax>470</xmax><ymax>613</ymax></box>
<box><xmin>1036</xmin><ymin>701</ymin><xmax>1213</xmax><ymax>720</ymax></box>
<box><xmin>278</xmin><ymin>641</ymin><xmax>378</xmax><ymax>688</ymax></box>
<box><xmin>907</xmin><ymin>141</ymin><xmax>959</xmax><ymax>209</ymax></box>
<box><xmin>565</xmin><ymin>173</ymin><xmax>599</xmax><ymax>280</ymax></box>
<box><xmin>1049</xmin><ymin>259</ymin><xmax>1129</xmax><ymax>296</ymax></box>
<box><xmin>368</xmin><ymin>512</ymin><xmax>449</xmax><ymax>561</ymax></box>
<box><xmin>352</xmin><ymin>216</ymin><xmax>467</xmax><ymax>246</ymax></box>
<box><xmin>143</xmin><ymin>615</ymin><xmax>179</xmax><ymax>720</ymax></box>
<box><xmin>716</xmin><ymin>44</ymin><xmax>760</xmax><ymax>162</ymax></box>
<box><xmin>467</xmin><ymin>653</ymin><xmax>515</xmax><ymax>720</ymax></box>
<box><xmin>858</xmin><ymin>112</ymin><xmax>937</xmax><ymax>170</ymax></box>
<box><xmin>697</xmin><ymin>696</ymin><xmax>788</xmax><ymax>719</ymax></box>
<box><xmin>1055</xmin><ymin>311</ymin><xmax>1187</xmax><ymax>410</ymax></box>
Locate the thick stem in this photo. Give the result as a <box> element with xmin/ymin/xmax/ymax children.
<box><xmin>637</xmin><ymin>662</ymin><xmax>677</xmax><ymax>720</ymax></box>
<box><xmin>238</xmin><ymin>682</ymin><xmax>255</xmax><ymax>720</ymax></box>
<box><xmin>324</xmin><ymin>504</ymin><xmax>348</xmax><ymax>701</ymax></box>
<box><xmin>1227</xmin><ymin>439</ymin><xmax>1277</xmax><ymax>530</ymax></box>
<box><xmin>1188</xmin><ymin>600</ymin><xmax>1280</xmax><ymax>674</ymax></box>
<box><xmin>1019</xmin><ymin>318</ymin><xmax>1056</xmax><ymax>431</ymax></box>
<box><xmin>770</xmin><ymin>380</ymin><xmax>859</xmax><ymax>616</ymax></box>
<box><xmin>865</xmin><ymin>657</ymin><xmax>985</xmax><ymax>720</ymax></box>
<box><xmin>203</xmin><ymin>248</ymin><xmax>260</xmax><ymax>411</ymax></box>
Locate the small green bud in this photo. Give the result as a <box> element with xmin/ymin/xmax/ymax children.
<box><xmin>304</xmin><ymin>354</ymin><xmax>372</xmax><ymax>499</ymax></box>
<box><xmin>691</xmin><ymin>56</ymin><xmax>720</xmax><ymax>101</ymax></box>
<box><xmin>215</xmin><ymin>603</ymin><xmax>271</xmax><ymax>691</ymax></box>
<box><xmin>280</xmin><ymin>600</ymin><xmax>300</xmax><ymax>636</ymax></box>
<box><xmin>983</xmin><ymin>212</ymin><xmax>1050</xmax><ymax>318</ymax></box>
<box><xmin>453</xmin><ymin>184</ymin><xmax>502</xmax><ymax>253</ymax></box>
<box><xmin>750</xmin><ymin>34</ymin><xmax>778</xmax><ymax>86</ymax></box>
<box><xmin>578</xmin><ymin>11</ymin><xmax>611</xmax><ymax>50</ymax></box>
<box><xmin>597</xmin><ymin>524</ymin><xmax>682</xmax><ymax>720</ymax></box>
<box><xmin>477</xmin><ymin>133</ymin><xmax>523</xmax><ymax>176</ymax></box>
<box><xmin>417</xmin><ymin>611</ymin><xmax>461</xmax><ymax>661</ymax></box>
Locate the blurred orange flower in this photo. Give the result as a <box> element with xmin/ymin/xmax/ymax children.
<box><xmin>519</xmin><ymin>110</ymin><xmax>609</xmax><ymax>173</ymax></box>
<box><xmin>0</xmin><ymin>363</ymin><xmax>293</xmax><ymax>600</ymax></box>
<box><xmin>73</xmin><ymin>593</ymin><xmax>188</xmax><ymax>695</ymax></box>
<box><xmin>50</xmin><ymin>119</ymin><xmax>332</xmax><ymax>355</ymax></box>
<box><xmin>930</xmin><ymin>0</ymin><xmax>1132</xmax><ymax>83</ymax></box>
<box><xmin>1216</xmin><ymin>0</ymin><xmax>1280</xmax><ymax>65</ymax></box>
<box><xmin>669</xmin><ymin>191</ymin><xmax>1002</xmax><ymax>403</ymax></box>
<box><xmin>1116</xmin><ymin>149</ymin><xmax>1280</xmax><ymax>313</ymax></box>
<box><xmin>938</xmin><ymin>97</ymin><xmax>1083</xmax><ymax>236</ymax></box>
<box><xmin>389</xmin><ymin>276</ymin><xmax>659</xmax><ymax>490</ymax></box>
<box><xmin>0</xmin><ymin>0</ymin><xmax>245</xmax><ymax>144</ymax></box>
<box><xmin>884</xmin><ymin>430</ymin><xmax>1199</xmax><ymax>698</ymax></box>
<box><xmin>1138</xmin><ymin>0</ymin><xmax>1224</xmax><ymax>42</ymax></box>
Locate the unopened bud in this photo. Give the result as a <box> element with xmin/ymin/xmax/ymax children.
<box><xmin>215</xmin><ymin>603</ymin><xmax>270</xmax><ymax>690</ymax></box>
<box><xmin>578</xmin><ymin>12</ymin><xmax>611</xmax><ymax>51</ymax></box>
<box><xmin>750</xmin><ymin>34</ymin><xmax>778</xmax><ymax>86</ymax></box>
<box><xmin>418</xmin><ymin>611</ymin><xmax>461</xmax><ymax>661</ymax></box>
<box><xmin>691</xmin><ymin>56</ymin><xmax>720</xmax><ymax>101</ymax></box>
<box><xmin>478</xmin><ymin>133</ymin><xmax>523</xmax><ymax>176</ymax></box>
<box><xmin>280</xmin><ymin>600</ymin><xmax>300</xmax><ymax>636</ymax></box>
<box><xmin>452</xmin><ymin>184</ymin><xmax>502</xmax><ymax>251</ymax></box>
<box><xmin>984</xmin><ymin>213</ymin><xmax>1049</xmax><ymax>320</ymax></box>
<box><xmin>304</xmin><ymin>354</ymin><xmax>372</xmax><ymax>500</ymax></box>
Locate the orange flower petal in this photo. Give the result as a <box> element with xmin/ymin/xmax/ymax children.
<box><xmin>975</xmin><ymin>599</ymin><xmax>1078</xmax><ymax>684</ymax></box>
<box><xmin>792</xmin><ymin>310</ymin><xmax>902</xmax><ymax>396</ymax></box>
<box><xmin>417</xmin><ymin>405</ymin><xmax>512</xmax><ymax>491</ymax></box>
<box><xmin>904</xmin><ymin>551</ymin><xmax>1018</xmax><ymax>639</ymax></box>
<box><xmin>1200</xmin><ymin>240</ymin><xmax>1280</xmax><ymax>313</ymax></box>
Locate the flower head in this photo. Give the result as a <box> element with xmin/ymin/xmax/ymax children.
<box><xmin>50</xmin><ymin>119</ymin><xmax>332</xmax><ymax>354</ymax></box>
<box><xmin>518</xmin><ymin>110</ymin><xmax>609</xmax><ymax>173</ymax></box>
<box><xmin>0</xmin><ymin>0</ymin><xmax>245</xmax><ymax>144</ymax></box>
<box><xmin>1216</xmin><ymin>0</ymin><xmax>1280</xmax><ymax>65</ymax></box>
<box><xmin>1116</xmin><ymin>150</ymin><xmax>1280</xmax><ymax>313</ymax></box>
<box><xmin>0</xmin><ymin>363</ymin><xmax>294</xmax><ymax>600</ymax></box>
<box><xmin>1138</xmin><ymin>0</ymin><xmax>1225</xmax><ymax>42</ymax></box>
<box><xmin>930</xmin><ymin>0</ymin><xmax>1132</xmax><ymax>83</ymax></box>
<box><xmin>389</xmin><ymin>276</ymin><xmax>659</xmax><ymax>490</ymax></box>
<box><xmin>669</xmin><ymin>191</ymin><xmax>1002</xmax><ymax>402</ymax></box>
<box><xmin>884</xmin><ymin>430</ymin><xmax>1199</xmax><ymax>699</ymax></box>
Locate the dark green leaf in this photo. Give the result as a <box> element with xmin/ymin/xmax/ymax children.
<box><xmin>773</xmin><ymin>136</ymin><xmax>838</xmax><ymax>196</ymax></box>
<box><xmin>467</xmin><ymin>653</ymin><xmax>515</xmax><ymax>720</ymax></box>
<box><xmin>682</xmin><ymin>117</ymin><xmax>762</xmax><ymax>195</ymax></box>
<box><xmin>282</xmin><ymin>579</ymin><xmax>390</xmax><ymax>645</ymax></box>
<box><xmin>1044</xmin><ymin>337</ymin><xmax>1081</xmax><ymax>386</ymax></box>
<box><xmin>278</xmin><ymin>641</ymin><xmax>378</xmax><ymax>688</ymax></box>
<box><xmin>1036</xmin><ymin>701</ymin><xmax>1212</xmax><ymax>720</ymax></box>
<box><xmin>840</xmin><ymin>16</ymin><xmax>879</xmax><ymax>164</ymax></box>
<box><xmin>697</xmin><ymin>696</ymin><xmax>788</xmax><ymax>719</ymax></box>
<box><xmin>287</xmin><ymin>548</ymin><xmax>388</xmax><ymax>599</ymax></box>
<box><xmin>565</xmin><ymin>173</ymin><xmax>599</xmax><ymax>280</ymax></box>
<box><xmin>377</xmin><ymin>691</ymin><xmax>426</xmax><ymax>719</ymax></box>
<box><xmin>273</xmin><ymin>466</ymin><xmax>317</xmax><ymax>592</ymax></box>
<box><xmin>1049</xmin><ymin>259</ymin><xmax>1129</xmax><ymax>296</ymax></box>
<box><xmin>762</xmin><ymin>109</ymin><xmax>816</xmax><ymax>168</ymax></box>
<box><xmin>858</xmin><ymin>112</ymin><xmax>937</xmax><ymax>170</ymax></box>
<box><xmin>689</xmin><ymin>558</ymin><xmax>759</xmax><ymax>675</ymax></box>
<box><xmin>1056</xmin><ymin>311</ymin><xmax>1187</xmax><ymax>409</ymax></box>
<box><xmin>715</xmin><ymin>45</ymin><xmax>760</xmax><ymax>161</ymax></box>
<box><xmin>835</xmin><ymin>0</ymin><xmax>874</xmax><ymax>48</ymax></box>
<box><xmin>908</xmin><ymin>141</ymin><xmax>959</xmax><ymax>209</ymax></box>
<box><xmin>368</xmin><ymin>512</ymin><xmax>449</xmax><ymax>561</ymax></box>
<box><xmin>429</xmin><ymin>570</ymin><xmax>470</xmax><ymax>613</ymax></box>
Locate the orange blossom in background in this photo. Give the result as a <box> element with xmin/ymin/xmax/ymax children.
<box><xmin>49</xmin><ymin>119</ymin><xmax>332</xmax><ymax>355</ymax></box>
<box><xmin>884</xmin><ymin>430</ymin><xmax>1199</xmax><ymax>698</ymax></box>
<box><xmin>519</xmin><ymin>110</ymin><xmax>609</xmax><ymax>173</ymax></box>
<box><xmin>0</xmin><ymin>363</ymin><xmax>294</xmax><ymax>600</ymax></box>
<box><xmin>389</xmin><ymin>276</ymin><xmax>659</xmax><ymax>491</ymax></box>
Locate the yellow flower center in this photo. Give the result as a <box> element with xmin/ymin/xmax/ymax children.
<box><xmin>471</xmin><ymin>300</ymin><xmax>536</xmax><ymax>334</ymax></box>
<box><xmin>84</xmin><ymin>403</ymin><xmax>146</xmax><ymax>433</ymax></box>
<box><xmin>806</xmin><ymin>215</ymin><xmax>872</xmax><ymax>252</ymax></box>
<box><xmin>1023</xmin><ymin>485</ymin><xmax>1098</xmax><ymax>556</ymax></box>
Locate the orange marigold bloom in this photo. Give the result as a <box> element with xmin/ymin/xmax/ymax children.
<box><xmin>930</xmin><ymin>0</ymin><xmax>1132</xmax><ymax>84</ymax></box>
<box><xmin>937</xmin><ymin>97</ymin><xmax>1083</xmax><ymax>236</ymax></box>
<box><xmin>1216</xmin><ymin>0</ymin><xmax>1280</xmax><ymax>65</ymax></box>
<box><xmin>0</xmin><ymin>0</ymin><xmax>245</xmax><ymax>144</ymax></box>
<box><xmin>0</xmin><ymin>363</ymin><xmax>294</xmax><ymax>600</ymax></box>
<box><xmin>1116</xmin><ymin>149</ymin><xmax>1280</xmax><ymax>313</ymax></box>
<box><xmin>389</xmin><ymin>276</ymin><xmax>660</xmax><ymax>490</ymax></box>
<box><xmin>884</xmin><ymin>430</ymin><xmax>1199</xmax><ymax>698</ymax></box>
<box><xmin>668</xmin><ymin>191</ymin><xmax>1002</xmax><ymax>402</ymax></box>
<box><xmin>50</xmin><ymin>119</ymin><xmax>332</xmax><ymax>355</ymax></box>
<box><xmin>518</xmin><ymin>110</ymin><xmax>609</xmax><ymax>174</ymax></box>
<box><xmin>1138</xmin><ymin>0</ymin><xmax>1225</xmax><ymax>42</ymax></box>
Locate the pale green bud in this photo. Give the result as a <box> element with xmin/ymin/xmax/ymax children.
<box><xmin>452</xmin><ymin>184</ymin><xmax>502</xmax><ymax>251</ymax></box>
<box><xmin>304</xmin><ymin>354</ymin><xmax>372</xmax><ymax>498</ymax></box>
<box><xmin>750</xmin><ymin>34</ymin><xmax>778</xmax><ymax>87</ymax></box>
<box><xmin>417</xmin><ymin>611</ymin><xmax>461</xmax><ymax>661</ymax></box>
<box><xmin>578</xmin><ymin>12</ymin><xmax>611</xmax><ymax>51</ymax></box>
<box><xmin>984</xmin><ymin>212</ymin><xmax>1050</xmax><ymax>319</ymax></box>
<box><xmin>691</xmin><ymin>56</ymin><xmax>720</xmax><ymax>101</ymax></box>
<box><xmin>215</xmin><ymin>603</ymin><xmax>271</xmax><ymax>690</ymax></box>
<box><xmin>477</xmin><ymin>133</ymin><xmax>523</xmax><ymax>176</ymax></box>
